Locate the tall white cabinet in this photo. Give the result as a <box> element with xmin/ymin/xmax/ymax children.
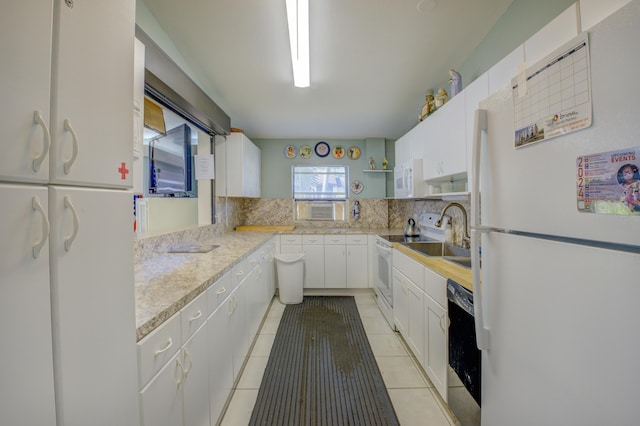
<box><xmin>215</xmin><ymin>133</ymin><xmax>261</xmax><ymax>197</ymax></box>
<box><xmin>0</xmin><ymin>1</ymin><xmax>139</xmax><ymax>425</ymax></box>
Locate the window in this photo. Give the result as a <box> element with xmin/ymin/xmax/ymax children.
<box><xmin>292</xmin><ymin>165</ymin><xmax>348</xmax><ymax>200</ymax></box>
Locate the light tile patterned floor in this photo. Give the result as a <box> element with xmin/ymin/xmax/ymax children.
<box><xmin>219</xmin><ymin>291</ymin><xmax>457</xmax><ymax>426</ymax></box>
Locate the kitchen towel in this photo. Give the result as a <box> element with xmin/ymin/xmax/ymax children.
<box><xmin>249</xmin><ymin>296</ymin><xmax>399</xmax><ymax>426</ymax></box>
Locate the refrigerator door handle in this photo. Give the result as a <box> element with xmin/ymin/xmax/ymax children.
<box><xmin>471</xmin><ymin>108</ymin><xmax>490</xmax><ymax>350</ymax></box>
<box><xmin>471</xmin><ymin>228</ymin><xmax>490</xmax><ymax>350</ymax></box>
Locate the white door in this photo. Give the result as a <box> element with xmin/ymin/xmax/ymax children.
<box><xmin>303</xmin><ymin>244</ymin><xmax>325</xmax><ymax>288</ymax></box>
<box><xmin>208</xmin><ymin>301</ymin><xmax>234</xmax><ymax>425</ymax></box>
<box><xmin>324</xmin><ymin>244</ymin><xmax>347</xmax><ymax>288</ymax></box>
<box><xmin>346</xmin><ymin>244</ymin><xmax>368</xmax><ymax>288</ymax></box>
<box><xmin>50</xmin><ymin>0</ymin><xmax>134</xmax><ymax>188</ymax></box>
<box><xmin>480</xmin><ymin>231</ymin><xmax>640</xmax><ymax>426</ymax></box>
<box><xmin>140</xmin><ymin>351</ymin><xmax>184</xmax><ymax>426</ymax></box>
<box><xmin>424</xmin><ymin>294</ymin><xmax>448</xmax><ymax>402</ymax></box>
<box><xmin>182</xmin><ymin>325</ymin><xmax>210</xmax><ymax>426</ymax></box>
<box><xmin>48</xmin><ymin>186</ymin><xmax>139</xmax><ymax>426</ymax></box>
<box><xmin>407</xmin><ymin>280</ymin><xmax>425</xmax><ymax>362</ymax></box>
<box><xmin>0</xmin><ymin>1</ymin><xmax>53</xmax><ymax>183</ymax></box>
<box><xmin>392</xmin><ymin>269</ymin><xmax>408</xmax><ymax>336</ymax></box>
<box><xmin>0</xmin><ymin>184</ymin><xmax>56</xmax><ymax>425</ymax></box>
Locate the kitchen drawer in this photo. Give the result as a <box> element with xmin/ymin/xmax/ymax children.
<box><xmin>138</xmin><ymin>312</ymin><xmax>181</xmax><ymax>387</ymax></box>
<box><xmin>302</xmin><ymin>234</ymin><xmax>324</xmax><ymax>245</ymax></box>
<box><xmin>231</xmin><ymin>257</ymin><xmax>249</xmax><ymax>289</ymax></box>
<box><xmin>281</xmin><ymin>234</ymin><xmax>302</xmax><ymax>245</ymax></box>
<box><xmin>181</xmin><ymin>291</ymin><xmax>207</xmax><ymax>343</ymax></box>
<box><xmin>424</xmin><ymin>266</ymin><xmax>447</xmax><ymax>308</ymax></box>
<box><xmin>207</xmin><ymin>271</ymin><xmax>232</xmax><ymax>315</ymax></box>
<box><xmin>393</xmin><ymin>249</ymin><xmax>423</xmax><ymax>290</ymax></box>
<box><xmin>324</xmin><ymin>235</ymin><xmax>346</xmax><ymax>245</ymax></box>
<box><xmin>246</xmin><ymin>248</ymin><xmax>264</xmax><ymax>271</ymax></box>
<box><xmin>346</xmin><ymin>234</ymin><xmax>367</xmax><ymax>245</ymax></box>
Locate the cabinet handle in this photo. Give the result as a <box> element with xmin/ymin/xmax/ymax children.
<box><xmin>63</xmin><ymin>119</ymin><xmax>79</xmax><ymax>174</ymax></box>
<box><xmin>32</xmin><ymin>110</ymin><xmax>50</xmax><ymax>172</ymax></box>
<box><xmin>175</xmin><ymin>358</ymin><xmax>185</xmax><ymax>387</ymax></box>
<box><xmin>63</xmin><ymin>196</ymin><xmax>79</xmax><ymax>251</ymax></box>
<box><xmin>154</xmin><ymin>338</ymin><xmax>173</xmax><ymax>356</ymax></box>
<box><xmin>440</xmin><ymin>313</ymin><xmax>449</xmax><ymax>332</ymax></box>
<box><xmin>32</xmin><ymin>196</ymin><xmax>49</xmax><ymax>259</ymax></box>
<box><xmin>182</xmin><ymin>348</ymin><xmax>193</xmax><ymax>375</ymax></box>
<box><xmin>235</xmin><ymin>270</ymin><xmax>244</xmax><ymax>277</ymax></box>
<box><xmin>216</xmin><ymin>287</ymin><xmax>227</xmax><ymax>295</ymax></box>
<box><xmin>189</xmin><ymin>310</ymin><xmax>202</xmax><ymax>322</ymax></box>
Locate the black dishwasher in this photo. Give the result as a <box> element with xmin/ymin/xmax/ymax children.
<box><xmin>447</xmin><ymin>279</ymin><xmax>481</xmax><ymax>425</ymax></box>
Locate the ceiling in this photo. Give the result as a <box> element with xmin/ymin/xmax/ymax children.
<box><xmin>141</xmin><ymin>0</ymin><xmax>514</xmax><ymax>140</ymax></box>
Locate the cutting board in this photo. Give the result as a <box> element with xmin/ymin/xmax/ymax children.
<box><xmin>235</xmin><ymin>225</ymin><xmax>296</xmax><ymax>232</ymax></box>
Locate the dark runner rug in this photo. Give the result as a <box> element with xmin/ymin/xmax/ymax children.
<box><xmin>249</xmin><ymin>296</ymin><xmax>400</xmax><ymax>426</ymax></box>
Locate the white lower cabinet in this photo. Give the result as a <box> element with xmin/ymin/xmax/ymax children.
<box><xmin>393</xmin><ymin>249</ymin><xmax>449</xmax><ymax>401</ymax></box>
<box><xmin>207</xmin><ymin>300</ymin><xmax>233</xmax><ymax>425</ymax></box>
<box><xmin>302</xmin><ymin>235</ymin><xmax>325</xmax><ymax>288</ymax></box>
<box><xmin>424</xmin><ymin>293</ymin><xmax>448</xmax><ymax>402</ymax></box>
<box><xmin>407</xmin><ymin>280</ymin><xmax>425</xmax><ymax>362</ymax></box>
<box><xmin>324</xmin><ymin>235</ymin><xmax>347</xmax><ymax>288</ymax></box>
<box><xmin>139</xmin><ymin>238</ymin><xmax>276</xmax><ymax>426</ymax></box>
<box><xmin>182</xmin><ymin>324</ymin><xmax>210</xmax><ymax>426</ymax></box>
<box><xmin>346</xmin><ymin>235</ymin><xmax>368</xmax><ymax>288</ymax></box>
<box><xmin>140</xmin><ymin>350</ymin><xmax>184</xmax><ymax>426</ymax></box>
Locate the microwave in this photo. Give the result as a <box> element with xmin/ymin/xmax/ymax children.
<box><xmin>394</xmin><ymin>159</ymin><xmax>426</xmax><ymax>198</ymax></box>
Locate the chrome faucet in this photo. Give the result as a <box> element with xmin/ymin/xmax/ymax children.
<box><xmin>435</xmin><ymin>202</ymin><xmax>470</xmax><ymax>249</ymax></box>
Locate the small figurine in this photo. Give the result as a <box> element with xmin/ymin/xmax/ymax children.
<box><xmin>449</xmin><ymin>69</ymin><xmax>462</xmax><ymax>97</ymax></box>
<box><xmin>435</xmin><ymin>88</ymin><xmax>448</xmax><ymax>109</ymax></box>
<box><xmin>419</xmin><ymin>89</ymin><xmax>435</xmax><ymax>121</ymax></box>
<box><xmin>369</xmin><ymin>157</ymin><xmax>376</xmax><ymax>170</ymax></box>
<box><xmin>382</xmin><ymin>157</ymin><xmax>388</xmax><ymax>170</ymax></box>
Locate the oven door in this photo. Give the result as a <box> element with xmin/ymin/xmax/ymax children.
<box><xmin>375</xmin><ymin>239</ymin><xmax>393</xmax><ymax>306</ymax></box>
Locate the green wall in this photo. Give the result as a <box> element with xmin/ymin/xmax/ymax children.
<box><xmin>457</xmin><ymin>0</ymin><xmax>576</xmax><ymax>87</ymax></box>
<box><xmin>252</xmin><ymin>138</ymin><xmax>394</xmax><ymax>199</ymax></box>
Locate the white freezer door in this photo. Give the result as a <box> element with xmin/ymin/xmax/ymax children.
<box><xmin>0</xmin><ymin>184</ymin><xmax>56</xmax><ymax>425</ymax></box>
<box><xmin>48</xmin><ymin>186</ymin><xmax>139</xmax><ymax>426</ymax></box>
<box><xmin>475</xmin><ymin>6</ymin><xmax>640</xmax><ymax>246</ymax></box>
<box><xmin>479</xmin><ymin>231</ymin><xmax>640</xmax><ymax>426</ymax></box>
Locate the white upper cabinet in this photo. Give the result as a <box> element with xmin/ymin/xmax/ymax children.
<box><xmin>579</xmin><ymin>0</ymin><xmax>632</xmax><ymax>31</ymax></box>
<box><xmin>215</xmin><ymin>133</ymin><xmax>261</xmax><ymax>197</ymax></box>
<box><xmin>0</xmin><ymin>1</ymin><xmax>53</xmax><ymax>184</ymax></box>
<box><xmin>50</xmin><ymin>0</ymin><xmax>134</xmax><ymax>189</ymax></box>
<box><xmin>524</xmin><ymin>4</ymin><xmax>578</xmax><ymax>67</ymax></box>
<box><xmin>422</xmin><ymin>92</ymin><xmax>467</xmax><ymax>182</ymax></box>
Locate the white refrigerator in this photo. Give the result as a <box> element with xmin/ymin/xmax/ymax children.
<box><xmin>471</xmin><ymin>2</ymin><xmax>640</xmax><ymax>425</ymax></box>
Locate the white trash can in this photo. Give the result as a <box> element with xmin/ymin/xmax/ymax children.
<box><xmin>275</xmin><ymin>253</ymin><xmax>304</xmax><ymax>304</ymax></box>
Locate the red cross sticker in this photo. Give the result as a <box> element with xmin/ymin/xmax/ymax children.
<box><xmin>118</xmin><ymin>162</ymin><xmax>129</xmax><ymax>180</ymax></box>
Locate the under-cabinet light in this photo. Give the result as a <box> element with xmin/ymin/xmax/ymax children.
<box><xmin>285</xmin><ymin>0</ymin><xmax>310</xmax><ymax>87</ymax></box>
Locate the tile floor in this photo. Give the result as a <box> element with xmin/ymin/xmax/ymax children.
<box><xmin>219</xmin><ymin>291</ymin><xmax>458</xmax><ymax>425</ymax></box>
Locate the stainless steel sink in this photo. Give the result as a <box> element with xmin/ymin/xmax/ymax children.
<box><xmin>402</xmin><ymin>242</ymin><xmax>472</xmax><ymax>269</ymax></box>
<box><xmin>166</xmin><ymin>244</ymin><xmax>219</xmax><ymax>253</ymax></box>
<box><xmin>443</xmin><ymin>256</ymin><xmax>472</xmax><ymax>269</ymax></box>
<box><xmin>403</xmin><ymin>241</ymin><xmax>470</xmax><ymax>258</ymax></box>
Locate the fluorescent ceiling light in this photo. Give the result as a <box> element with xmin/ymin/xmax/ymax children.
<box><xmin>286</xmin><ymin>0</ymin><xmax>310</xmax><ymax>87</ymax></box>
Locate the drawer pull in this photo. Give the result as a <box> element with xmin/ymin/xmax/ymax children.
<box><xmin>154</xmin><ymin>338</ymin><xmax>173</xmax><ymax>356</ymax></box>
<box><xmin>216</xmin><ymin>287</ymin><xmax>227</xmax><ymax>295</ymax></box>
<box><xmin>189</xmin><ymin>310</ymin><xmax>202</xmax><ymax>322</ymax></box>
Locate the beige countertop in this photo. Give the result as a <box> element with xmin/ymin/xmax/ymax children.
<box><xmin>134</xmin><ymin>228</ymin><xmax>472</xmax><ymax>341</ymax></box>
<box><xmin>134</xmin><ymin>231</ymin><xmax>273</xmax><ymax>341</ymax></box>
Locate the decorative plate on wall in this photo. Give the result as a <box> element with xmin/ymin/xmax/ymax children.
<box><xmin>299</xmin><ymin>145</ymin><xmax>313</xmax><ymax>159</ymax></box>
<box><xmin>284</xmin><ymin>145</ymin><xmax>297</xmax><ymax>159</ymax></box>
<box><xmin>350</xmin><ymin>180</ymin><xmax>364</xmax><ymax>194</ymax></box>
<box><xmin>314</xmin><ymin>141</ymin><xmax>330</xmax><ymax>157</ymax></box>
<box><xmin>332</xmin><ymin>145</ymin><xmax>345</xmax><ymax>159</ymax></box>
<box><xmin>347</xmin><ymin>146</ymin><xmax>361</xmax><ymax>160</ymax></box>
